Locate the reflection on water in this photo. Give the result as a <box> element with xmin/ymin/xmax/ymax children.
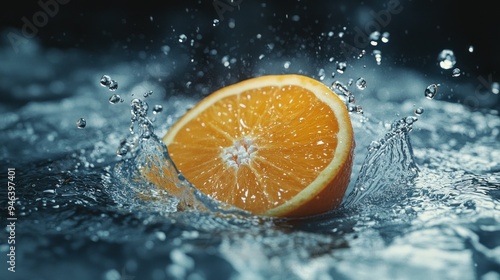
<box><xmin>1</xmin><ymin>11</ymin><xmax>500</xmax><ymax>280</ymax></box>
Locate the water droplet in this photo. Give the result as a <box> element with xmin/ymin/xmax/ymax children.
<box><xmin>355</xmin><ymin>77</ymin><xmax>367</xmax><ymax>90</ymax></box>
<box><xmin>405</xmin><ymin>116</ymin><xmax>418</xmax><ymax>125</ymax></box>
<box><xmin>153</xmin><ymin>105</ymin><xmax>163</xmax><ymax>114</ymax></box>
<box><xmin>161</xmin><ymin>45</ymin><xmax>170</xmax><ymax>55</ymax></box>
<box><xmin>336</xmin><ymin>62</ymin><xmax>347</xmax><ymax>74</ymax></box>
<box><xmin>368</xmin><ymin>140</ymin><xmax>381</xmax><ymax>151</ymax></box>
<box><xmin>109</xmin><ymin>94</ymin><xmax>121</xmax><ymax>104</ymax></box>
<box><xmin>76</xmin><ymin>118</ymin><xmax>86</xmax><ymax>129</ymax></box>
<box><xmin>212</xmin><ymin>19</ymin><xmax>220</xmax><ymax>26</ymax></box>
<box><xmin>331</xmin><ymin>81</ymin><xmax>351</xmax><ymax>97</ymax></box>
<box><xmin>381</xmin><ymin>32</ymin><xmax>390</xmax><ymax>43</ymax></box>
<box><xmin>318</xmin><ymin>68</ymin><xmax>326</xmax><ymax>80</ymax></box>
<box><xmin>492</xmin><ymin>82</ymin><xmax>500</xmax><ymax>94</ymax></box>
<box><xmin>143</xmin><ymin>90</ymin><xmax>153</xmax><ymax>98</ymax></box>
<box><xmin>356</xmin><ymin>49</ymin><xmax>366</xmax><ymax>59</ymax></box>
<box><xmin>178</xmin><ymin>34</ymin><xmax>187</xmax><ymax>43</ymax></box>
<box><xmin>452</xmin><ymin>68</ymin><xmax>461</xmax><ymax>77</ymax></box>
<box><xmin>108</xmin><ymin>80</ymin><xmax>118</xmax><ymax>91</ymax></box>
<box><xmin>355</xmin><ymin>105</ymin><xmax>363</xmax><ymax>114</ymax></box>
<box><xmin>373</xmin><ymin>50</ymin><xmax>382</xmax><ymax>65</ymax></box>
<box><xmin>369</xmin><ymin>31</ymin><xmax>380</xmax><ymax>46</ymax></box>
<box><xmin>100</xmin><ymin>75</ymin><xmax>111</xmax><ymax>87</ymax></box>
<box><xmin>424</xmin><ymin>84</ymin><xmax>438</xmax><ymax>99</ymax></box>
<box><xmin>437</xmin><ymin>49</ymin><xmax>456</xmax><ymax>70</ymax></box>
<box><xmin>414</xmin><ymin>107</ymin><xmax>424</xmax><ymax>116</ymax></box>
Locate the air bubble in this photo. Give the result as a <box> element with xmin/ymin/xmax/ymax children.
<box><xmin>143</xmin><ymin>90</ymin><xmax>153</xmax><ymax>98</ymax></box>
<box><xmin>228</xmin><ymin>19</ymin><xmax>236</xmax><ymax>28</ymax></box>
<box><xmin>468</xmin><ymin>45</ymin><xmax>474</xmax><ymax>53</ymax></box>
<box><xmin>212</xmin><ymin>19</ymin><xmax>220</xmax><ymax>26</ymax></box>
<box><xmin>109</xmin><ymin>94</ymin><xmax>121</xmax><ymax>104</ymax></box>
<box><xmin>100</xmin><ymin>75</ymin><xmax>111</xmax><ymax>87</ymax></box>
<box><xmin>355</xmin><ymin>77</ymin><xmax>367</xmax><ymax>90</ymax></box>
<box><xmin>76</xmin><ymin>118</ymin><xmax>86</xmax><ymax>129</ymax></box>
<box><xmin>438</xmin><ymin>49</ymin><xmax>456</xmax><ymax>70</ymax></box>
<box><xmin>336</xmin><ymin>62</ymin><xmax>347</xmax><ymax>74</ymax></box>
<box><xmin>424</xmin><ymin>84</ymin><xmax>438</xmax><ymax>99</ymax></box>
<box><xmin>108</xmin><ymin>80</ymin><xmax>118</xmax><ymax>91</ymax></box>
<box><xmin>284</xmin><ymin>61</ymin><xmax>291</xmax><ymax>69</ymax></box>
<box><xmin>452</xmin><ymin>68</ymin><xmax>461</xmax><ymax>77</ymax></box>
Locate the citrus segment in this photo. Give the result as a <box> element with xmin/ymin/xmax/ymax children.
<box><xmin>158</xmin><ymin>74</ymin><xmax>354</xmax><ymax>217</ymax></box>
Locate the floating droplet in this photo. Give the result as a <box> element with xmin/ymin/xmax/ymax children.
<box><xmin>356</xmin><ymin>49</ymin><xmax>366</xmax><ymax>59</ymax></box>
<box><xmin>355</xmin><ymin>77</ymin><xmax>367</xmax><ymax>90</ymax></box>
<box><xmin>212</xmin><ymin>19</ymin><xmax>220</xmax><ymax>27</ymax></box>
<box><xmin>381</xmin><ymin>32</ymin><xmax>390</xmax><ymax>43</ymax></box>
<box><xmin>76</xmin><ymin>118</ymin><xmax>86</xmax><ymax>129</ymax></box>
<box><xmin>368</xmin><ymin>140</ymin><xmax>381</xmax><ymax>151</ymax></box>
<box><xmin>437</xmin><ymin>49</ymin><xmax>456</xmax><ymax>70</ymax></box>
<box><xmin>452</xmin><ymin>68</ymin><xmax>461</xmax><ymax>77</ymax></box>
<box><xmin>178</xmin><ymin>34</ymin><xmax>187</xmax><ymax>43</ymax></box>
<box><xmin>492</xmin><ymin>82</ymin><xmax>500</xmax><ymax>94</ymax></box>
<box><xmin>424</xmin><ymin>84</ymin><xmax>438</xmax><ymax>99</ymax></box>
<box><xmin>355</xmin><ymin>105</ymin><xmax>363</xmax><ymax>114</ymax></box>
<box><xmin>161</xmin><ymin>45</ymin><xmax>170</xmax><ymax>55</ymax></box>
<box><xmin>336</xmin><ymin>62</ymin><xmax>347</xmax><ymax>74</ymax></box>
<box><xmin>318</xmin><ymin>68</ymin><xmax>326</xmax><ymax>81</ymax></box>
<box><xmin>414</xmin><ymin>107</ymin><xmax>424</xmax><ymax>116</ymax></box>
<box><xmin>109</xmin><ymin>94</ymin><xmax>121</xmax><ymax>104</ymax></box>
<box><xmin>369</xmin><ymin>31</ymin><xmax>380</xmax><ymax>46</ymax></box>
<box><xmin>405</xmin><ymin>116</ymin><xmax>418</xmax><ymax>125</ymax></box>
<box><xmin>108</xmin><ymin>80</ymin><xmax>118</xmax><ymax>91</ymax></box>
<box><xmin>100</xmin><ymin>75</ymin><xmax>111</xmax><ymax>87</ymax></box>
<box><xmin>153</xmin><ymin>105</ymin><xmax>163</xmax><ymax>114</ymax></box>
<box><xmin>373</xmin><ymin>50</ymin><xmax>382</xmax><ymax>65</ymax></box>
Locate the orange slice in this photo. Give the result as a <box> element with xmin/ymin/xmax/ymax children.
<box><xmin>152</xmin><ymin>74</ymin><xmax>354</xmax><ymax>218</ymax></box>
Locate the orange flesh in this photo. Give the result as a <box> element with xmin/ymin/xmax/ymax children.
<box><xmin>166</xmin><ymin>85</ymin><xmax>341</xmax><ymax>214</ymax></box>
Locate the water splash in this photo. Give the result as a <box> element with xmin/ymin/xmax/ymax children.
<box><xmin>342</xmin><ymin>117</ymin><xmax>419</xmax><ymax>208</ymax></box>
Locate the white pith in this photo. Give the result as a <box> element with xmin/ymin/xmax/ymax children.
<box><xmin>221</xmin><ymin>137</ymin><xmax>257</xmax><ymax>168</ymax></box>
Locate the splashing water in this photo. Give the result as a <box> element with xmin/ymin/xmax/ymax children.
<box><xmin>2</xmin><ymin>6</ymin><xmax>499</xmax><ymax>280</ymax></box>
